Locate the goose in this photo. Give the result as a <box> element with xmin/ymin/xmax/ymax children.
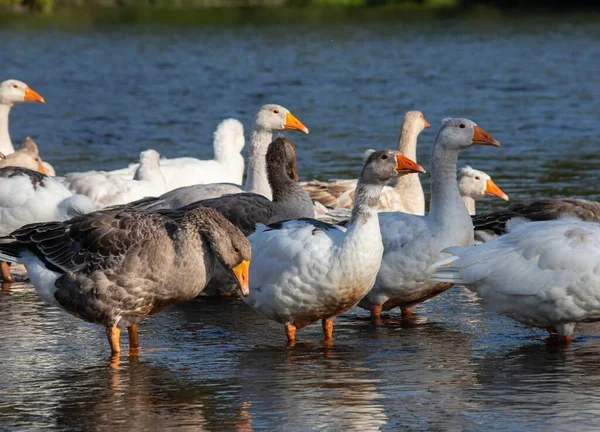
<box><xmin>312</xmin><ymin>164</ymin><xmax>509</xmax><ymax>224</ymax></box>
<box><xmin>457</xmin><ymin>165</ymin><xmax>508</xmax><ymax>215</ymax></box>
<box><xmin>19</xmin><ymin>137</ymin><xmax>56</xmax><ymax>176</ymax></box>
<box><xmin>122</xmin><ymin>104</ymin><xmax>309</xmax><ymax>210</ymax></box>
<box><xmin>357</xmin><ymin>118</ymin><xmax>501</xmax><ymax>319</ymax></box>
<box><xmin>0</xmin><ymin>79</ymin><xmax>45</xmax><ymax>156</ymax></box>
<box><xmin>242</xmin><ymin>149</ymin><xmax>426</xmax><ymax>344</ymax></box>
<box><xmin>472</xmin><ymin>197</ymin><xmax>600</xmax><ymax>243</ymax></box>
<box><xmin>430</xmin><ymin>216</ymin><xmax>600</xmax><ymax>343</ymax></box>
<box><xmin>300</xmin><ymin>110</ymin><xmax>429</xmax><ymax>214</ymax></box>
<box><xmin>62</xmin><ymin>150</ymin><xmax>167</xmax><ymax>208</ymax></box>
<box><xmin>0</xmin><ymin>167</ymin><xmax>97</xmax><ymax>281</ymax></box>
<box><xmin>0</xmin><ymin>138</ymin><xmax>47</xmax><ymax>174</ymax></box>
<box><xmin>0</xmin><ymin>206</ymin><xmax>251</xmax><ymax>356</ymax></box>
<box><xmin>108</xmin><ymin>118</ymin><xmax>247</xmax><ymax>190</ymax></box>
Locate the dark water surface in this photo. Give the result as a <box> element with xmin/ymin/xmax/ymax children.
<box><xmin>2</xmin><ymin>16</ymin><xmax>600</xmax><ymax>431</ymax></box>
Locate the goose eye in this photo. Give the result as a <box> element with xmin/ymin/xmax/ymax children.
<box><xmin>459</xmin><ymin>124</ymin><xmax>466</xmax><ymax>129</ymax></box>
<box><xmin>12</xmin><ymin>84</ymin><xmax>18</xmax><ymax>89</ymax></box>
<box><xmin>381</xmin><ymin>154</ymin><xmax>389</xmax><ymax>160</ymax></box>
<box><xmin>234</xmin><ymin>247</ymin><xmax>240</xmax><ymax>253</ymax></box>
<box><xmin>273</xmin><ymin>109</ymin><xmax>279</xmax><ymax>114</ymax></box>
<box><xmin>475</xmin><ymin>176</ymin><xmax>481</xmax><ymax>180</ymax></box>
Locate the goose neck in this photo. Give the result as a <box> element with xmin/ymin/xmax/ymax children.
<box><xmin>245</xmin><ymin>128</ymin><xmax>273</xmax><ymax>199</ymax></box>
<box><xmin>462</xmin><ymin>195</ymin><xmax>476</xmax><ymax>216</ymax></box>
<box><xmin>0</xmin><ymin>104</ymin><xmax>15</xmax><ymax>155</ymax></box>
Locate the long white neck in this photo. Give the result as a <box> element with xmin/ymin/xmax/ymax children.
<box><xmin>245</xmin><ymin>128</ymin><xmax>273</xmax><ymax>199</ymax></box>
<box><xmin>462</xmin><ymin>195</ymin><xmax>476</xmax><ymax>216</ymax></box>
<box><xmin>428</xmin><ymin>144</ymin><xmax>472</xmax><ymax>236</ymax></box>
<box><xmin>393</xmin><ymin>123</ymin><xmax>425</xmax><ymax>214</ymax></box>
<box><xmin>0</xmin><ymin>104</ymin><xmax>15</xmax><ymax>155</ymax></box>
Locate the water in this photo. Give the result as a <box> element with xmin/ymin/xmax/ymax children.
<box><xmin>1</xmin><ymin>15</ymin><xmax>600</xmax><ymax>431</ymax></box>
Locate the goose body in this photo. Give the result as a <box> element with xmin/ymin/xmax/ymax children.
<box><xmin>62</xmin><ymin>150</ymin><xmax>167</xmax><ymax>208</ymax></box>
<box><xmin>301</xmin><ymin>111</ymin><xmax>429</xmax><ymax>214</ymax></box>
<box><xmin>108</xmin><ymin>118</ymin><xmax>246</xmax><ymax>190</ymax></box>
<box><xmin>358</xmin><ymin>118</ymin><xmax>501</xmax><ymax>318</ymax></box>
<box><xmin>0</xmin><ymin>206</ymin><xmax>250</xmax><ymax>355</ymax></box>
<box><xmin>430</xmin><ymin>217</ymin><xmax>600</xmax><ymax>342</ymax></box>
<box><xmin>243</xmin><ymin>149</ymin><xmax>425</xmax><ymax>343</ymax></box>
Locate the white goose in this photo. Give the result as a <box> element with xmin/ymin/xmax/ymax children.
<box><xmin>62</xmin><ymin>149</ymin><xmax>167</xmax><ymax>208</ymax></box>
<box><xmin>457</xmin><ymin>165</ymin><xmax>508</xmax><ymax>215</ymax></box>
<box><xmin>0</xmin><ymin>79</ymin><xmax>45</xmax><ymax>156</ymax></box>
<box><xmin>430</xmin><ymin>217</ymin><xmax>600</xmax><ymax>343</ymax></box>
<box><xmin>312</xmin><ymin>164</ymin><xmax>509</xmax><ymax>224</ymax></box>
<box><xmin>0</xmin><ymin>167</ymin><xmax>97</xmax><ymax>281</ymax></box>
<box><xmin>108</xmin><ymin>118</ymin><xmax>246</xmax><ymax>190</ymax></box>
<box><xmin>301</xmin><ymin>110</ymin><xmax>429</xmax><ymax>214</ymax></box>
<box><xmin>122</xmin><ymin>104</ymin><xmax>309</xmax><ymax>211</ymax></box>
<box><xmin>243</xmin><ymin>149</ymin><xmax>425</xmax><ymax>343</ymax></box>
<box><xmin>357</xmin><ymin>118</ymin><xmax>501</xmax><ymax>319</ymax></box>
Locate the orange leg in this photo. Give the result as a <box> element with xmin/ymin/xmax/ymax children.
<box><xmin>128</xmin><ymin>324</ymin><xmax>140</xmax><ymax>354</ymax></box>
<box><xmin>401</xmin><ymin>308</ymin><xmax>414</xmax><ymax>317</ymax></box>
<box><xmin>285</xmin><ymin>324</ymin><xmax>297</xmax><ymax>344</ymax></box>
<box><xmin>1</xmin><ymin>262</ymin><xmax>13</xmax><ymax>283</ymax></box>
<box><xmin>322</xmin><ymin>319</ymin><xmax>334</xmax><ymax>341</ymax></box>
<box><xmin>106</xmin><ymin>326</ymin><xmax>121</xmax><ymax>355</ymax></box>
<box><xmin>557</xmin><ymin>335</ymin><xmax>573</xmax><ymax>344</ymax></box>
<box><xmin>370</xmin><ymin>304</ymin><xmax>382</xmax><ymax>320</ymax></box>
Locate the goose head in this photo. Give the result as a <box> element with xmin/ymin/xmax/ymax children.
<box><xmin>254</xmin><ymin>104</ymin><xmax>309</xmax><ymax>135</ymax></box>
<box><xmin>0</xmin><ymin>79</ymin><xmax>45</xmax><ymax>106</ymax></box>
<box><xmin>197</xmin><ymin>208</ymin><xmax>252</xmax><ymax>297</ymax></box>
<box><xmin>0</xmin><ymin>142</ymin><xmax>47</xmax><ymax>174</ymax></box>
<box><xmin>436</xmin><ymin>118</ymin><xmax>500</xmax><ymax>151</ymax></box>
<box><xmin>282</xmin><ymin>136</ymin><xmax>300</xmax><ymax>181</ymax></box>
<box><xmin>404</xmin><ymin>110</ymin><xmax>431</xmax><ymax>133</ymax></box>
<box><xmin>138</xmin><ymin>149</ymin><xmax>161</xmax><ymax>168</ymax></box>
<box><xmin>458</xmin><ymin>165</ymin><xmax>509</xmax><ymax>201</ymax></box>
<box><xmin>361</xmin><ymin>149</ymin><xmax>426</xmax><ymax>185</ymax></box>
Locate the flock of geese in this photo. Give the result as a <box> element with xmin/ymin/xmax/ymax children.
<box><xmin>2</xmin><ymin>78</ymin><xmax>600</xmax><ymax>359</ymax></box>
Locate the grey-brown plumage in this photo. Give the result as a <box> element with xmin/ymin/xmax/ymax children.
<box><xmin>472</xmin><ymin>197</ymin><xmax>600</xmax><ymax>240</ymax></box>
<box><xmin>157</xmin><ymin>136</ymin><xmax>314</xmax><ymax>236</ymax></box>
<box><xmin>0</xmin><ymin>206</ymin><xmax>251</xmax><ymax>355</ymax></box>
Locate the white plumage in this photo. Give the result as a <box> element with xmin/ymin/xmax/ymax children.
<box><xmin>430</xmin><ymin>217</ymin><xmax>600</xmax><ymax>341</ymax></box>
<box><xmin>105</xmin><ymin>118</ymin><xmax>245</xmax><ymax>190</ymax></box>
<box><xmin>61</xmin><ymin>149</ymin><xmax>167</xmax><ymax>208</ymax></box>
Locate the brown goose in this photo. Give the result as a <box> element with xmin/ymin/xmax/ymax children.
<box><xmin>0</xmin><ymin>206</ymin><xmax>251</xmax><ymax>357</ymax></box>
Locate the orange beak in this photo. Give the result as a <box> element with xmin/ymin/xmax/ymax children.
<box><xmin>37</xmin><ymin>161</ymin><xmax>47</xmax><ymax>175</ymax></box>
<box><xmin>284</xmin><ymin>112</ymin><xmax>309</xmax><ymax>135</ymax></box>
<box><xmin>396</xmin><ymin>154</ymin><xmax>426</xmax><ymax>174</ymax></box>
<box><xmin>24</xmin><ymin>87</ymin><xmax>46</xmax><ymax>104</ymax></box>
<box><xmin>232</xmin><ymin>260</ymin><xmax>250</xmax><ymax>297</ymax></box>
<box><xmin>484</xmin><ymin>179</ymin><xmax>509</xmax><ymax>201</ymax></box>
<box><xmin>423</xmin><ymin>118</ymin><xmax>431</xmax><ymax>128</ymax></box>
<box><xmin>0</xmin><ymin>151</ymin><xmax>5</xmax><ymax>159</ymax></box>
<box><xmin>472</xmin><ymin>125</ymin><xmax>500</xmax><ymax>147</ymax></box>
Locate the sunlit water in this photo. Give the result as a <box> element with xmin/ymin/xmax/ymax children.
<box><xmin>1</xmin><ymin>16</ymin><xmax>600</xmax><ymax>431</ymax></box>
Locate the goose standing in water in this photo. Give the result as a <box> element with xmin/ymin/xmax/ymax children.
<box><xmin>243</xmin><ymin>149</ymin><xmax>425</xmax><ymax>344</ymax></box>
<box><xmin>430</xmin><ymin>216</ymin><xmax>600</xmax><ymax>343</ymax></box>
<box><xmin>0</xmin><ymin>206</ymin><xmax>251</xmax><ymax>356</ymax></box>
<box><xmin>0</xmin><ymin>167</ymin><xmax>97</xmax><ymax>281</ymax></box>
<box><xmin>62</xmin><ymin>150</ymin><xmax>167</xmax><ymax>208</ymax></box>
<box><xmin>301</xmin><ymin>110</ymin><xmax>429</xmax><ymax>214</ymax></box>
<box><xmin>128</xmin><ymin>104</ymin><xmax>309</xmax><ymax>210</ymax></box>
<box><xmin>357</xmin><ymin>118</ymin><xmax>501</xmax><ymax>319</ymax></box>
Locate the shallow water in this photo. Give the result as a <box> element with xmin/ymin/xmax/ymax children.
<box><xmin>2</xmin><ymin>15</ymin><xmax>600</xmax><ymax>431</ymax></box>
